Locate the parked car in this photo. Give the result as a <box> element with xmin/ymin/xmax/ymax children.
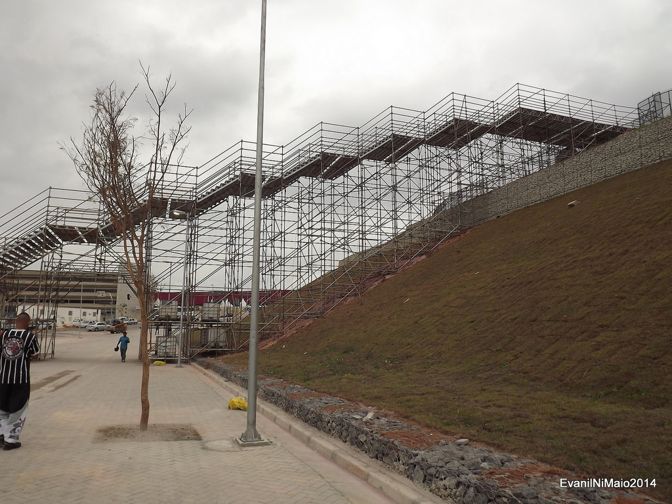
<box><xmin>78</xmin><ymin>320</ymin><xmax>94</xmax><ymax>328</ymax></box>
<box><xmin>86</xmin><ymin>322</ymin><xmax>109</xmax><ymax>332</ymax></box>
<box><xmin>32</xmin><ymin>321</ymin><xmax>54</xmax><ymax>330</ymax></box>
<box><xmin>109</xmin><ymin>319</ymin><xmax>128</xmax><ymax>334</ymax></box>
<box><xmin>126</xmin><ymin>318</ymin><xmax>138</xmax><ymax>325</ymax></box>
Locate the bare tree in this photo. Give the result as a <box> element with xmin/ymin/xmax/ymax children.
<box><xmin>65</xmin><ymin>65</ymin><xmax>191</xmax><ymax>429</ymax></box>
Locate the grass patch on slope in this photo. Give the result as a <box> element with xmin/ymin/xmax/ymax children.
<box><xmin>222</xmin><ymin>160</ymin><xmax>672</xmax><ymax>499</ymax></box>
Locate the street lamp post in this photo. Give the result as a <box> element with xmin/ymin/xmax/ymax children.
<box><xmin>239</xmin><ymin>0</ymin><xmax>269</xmax><ymax>446</ymax></box>
<box><xmin>177</xmin><ymin>219</ymin><xmax>190</xmax><ymax>368</ymax></box>
<box><xmin>171</xmin><ymin>209</ymin><xmax>191</xmax><ymax>368</ymax></box>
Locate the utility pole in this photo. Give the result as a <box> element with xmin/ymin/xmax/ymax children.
<box><xmin>239</xmin><ymin>0</ymin><xmax>270</xmax><ymax>446</ymax></box>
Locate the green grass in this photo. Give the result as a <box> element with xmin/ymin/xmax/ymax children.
<box><xmin>221</xmin><ymin>159</ymin><xmax>672</xmax><ymax>500</ymax></box>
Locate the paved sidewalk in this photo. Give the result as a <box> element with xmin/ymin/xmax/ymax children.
<box><xmin>1</xmin><ymin>329</ymin><xmax>395</xmax><ymax>504</ymax></box>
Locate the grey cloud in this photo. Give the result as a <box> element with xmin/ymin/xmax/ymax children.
<box><xmin>1</xmin><ymin>0</ymin><xmax>671</xmax><ymax>213</ymax></box>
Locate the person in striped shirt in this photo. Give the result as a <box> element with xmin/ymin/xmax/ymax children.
<box><xmin>0</xmin><ymin>312</ymin><xmax>40</xmax><ymax>450</ymax></box>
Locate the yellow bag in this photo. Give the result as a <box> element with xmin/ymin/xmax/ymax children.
<box><xmin>228</xmin><ymin>396</ymin><xmax>248</xmax><ymax>411</ymax></box>
<box><xmin>153</xmin><ymin>360</ymin><xmax>167</xmax><ymax>366</ymax></box>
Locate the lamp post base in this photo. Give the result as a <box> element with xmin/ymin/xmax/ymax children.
<box><xmin>236</xmin><ymin>434</ymin><xmax>272</xmax><ymax>447</ymax></box>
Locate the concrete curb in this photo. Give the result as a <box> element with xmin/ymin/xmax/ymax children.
<box><xmin>192</xmin><ymin>362</ymin><xmax>446</xmax><ymax>504</ymax></box>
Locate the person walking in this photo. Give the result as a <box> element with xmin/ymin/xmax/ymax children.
<box><xmin>0</xmin><ymin>312</ymin><xmax>40</xmax><ymax>450</ymax></box>
<box><xmin>116</xmin><ymin>331</ymin><xmax>130</xmax><ymax>363</ymax></box>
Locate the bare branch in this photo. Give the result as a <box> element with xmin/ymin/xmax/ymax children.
<box><xmin>65</xmin><ymin>65</ymin><xmax>192</xmax><ymax>430</ymax></box>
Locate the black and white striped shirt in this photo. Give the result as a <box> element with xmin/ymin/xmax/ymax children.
<box><xmin>0</xmin><ymin>329</ymin><xmax>40</xmax><ymax>384</ymax></box>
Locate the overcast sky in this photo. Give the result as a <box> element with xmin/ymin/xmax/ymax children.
<box><xmin>1</xmin><ymin>0</ymin><xmax>671</xmax><ymax>215</ymax></box>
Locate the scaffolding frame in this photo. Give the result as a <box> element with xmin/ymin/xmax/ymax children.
<box><xmin>0</xmin><ymin>83</ymin><xmax>639</xmax><ymax>360</ymax></box>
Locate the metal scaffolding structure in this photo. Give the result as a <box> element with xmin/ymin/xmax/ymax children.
<box><xmin>0</xmin><ymin>84</ymin><xmax>639</xmax><ymax>360</ymax></box>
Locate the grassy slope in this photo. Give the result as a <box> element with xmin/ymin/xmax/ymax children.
<box><xmin>223</xmin><ymin>160</ymin><xmax>672</xmax><ymax>498</ymax></box>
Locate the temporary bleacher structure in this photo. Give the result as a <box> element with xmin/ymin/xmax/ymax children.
<box><xmin>0</xmin><ymin>84</ymin><xmax>638</xmax><ymax>359</ymax></box>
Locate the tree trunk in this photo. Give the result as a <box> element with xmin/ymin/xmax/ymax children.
<box><xmin>139</xmin><ymin>289</ymin><xmax>150</xmax><ymax>430</ymax></box>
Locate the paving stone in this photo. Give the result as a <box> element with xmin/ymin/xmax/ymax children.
<box><xmin>1</xmin><ymin>330</ymin><xmax>395</xmax><ymax>504</ymax></box>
